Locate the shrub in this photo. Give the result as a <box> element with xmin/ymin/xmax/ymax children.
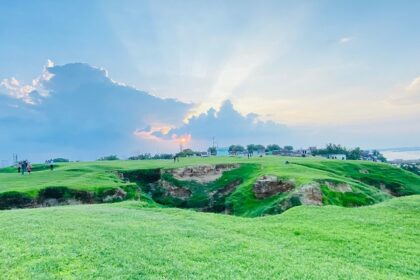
<box><xmin>0</xmin><ymin>192</ymin><xmax>34</xmax><ymax>209</ymax></box>
<box><xmin>37</xmin><ymin>186</ymin><xmax>76</xmax><ymax>203</ymax></box>
<box><xmin>98</xmin><ymin>155</ymin><xmax>119</xmax><ymax>161</ymax></box>
<box><xmin>53</xmin><ymin>158</ymin><xmax>70</xmax><ymax>163</ymax></box>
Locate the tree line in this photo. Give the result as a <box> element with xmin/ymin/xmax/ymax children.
<box><xmin>311</xmin><ymin>143</ymin><xmax>386</xmax><ymax>161</ymax></box>
<box><xmin>97</xmin><ymin>143</ymin><xmax>387</xmax><ymax>162</ymax></box>
<box><xmin>219</xmin><ymin>144</ymin><xmax>293</xmax><ymax>155</ymax></box>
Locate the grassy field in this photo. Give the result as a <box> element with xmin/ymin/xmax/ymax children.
<box><xmin>0</xmin><ymin>156</ymin><xmax>419</xmax><ymax>215</ymax></box>
<box><xmin>0</xmin><ymin>157</ymin><xmax>419</xmax><ymax>279</ymax></box>
<box><xmin>0</xmin><ymin>195</ymin><xmax>418</xmax><ymax>279</ymax></box>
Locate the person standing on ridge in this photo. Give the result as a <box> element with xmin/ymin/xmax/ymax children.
<box><xmin>21</xmin><ymin>160</ymin><xmax>27</xmax><ymax>175</ymax></box>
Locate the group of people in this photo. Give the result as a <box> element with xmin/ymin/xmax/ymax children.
<box><xmin>16</xmin><ymin>159</ymin><xmax>55</xmax><ymax>175</ymax></box>
<box><xmin>17</xmin><ymin>160</ymin><xmax>32</xmax><ymax>175</ymax></box>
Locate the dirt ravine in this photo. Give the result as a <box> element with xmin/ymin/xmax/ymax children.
<box><xmin>165</xmin><ymin>164</ymin><xmax>240</xmax><ymax>183</ymax></box>
<box><xmin>253</xmin><ymin>175</ymin><xmax>295</xmax><ymax>199</ymax></box>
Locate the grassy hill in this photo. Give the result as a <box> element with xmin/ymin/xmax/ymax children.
<box><xmin>1</xmin><ymin>156</ymin><xmax>419</xmax><ymax>215</ymax></box>
<box><xmin>0</xmin><ymin>157</ymin><xmax>419</xmax><ymax>279</ymax></box>
<box><xmin>0</xmin><ymin>195</ymin><xmax>418</xmax><ymax>279</ymax></box>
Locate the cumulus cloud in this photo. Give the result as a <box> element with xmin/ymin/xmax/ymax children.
<box><xmin>1</xmin><ymin>77</ymin><xmax>37</xmax><ymax>104</ymax></box>
<box><xmin>0</xmin><ymin>61</ymin><xmax>294</xmax><ymax>160</ymax></box>
<box><xmin>137</xmin><ymin>100</ymin><xmax>291</xmax><ymax>147</ymax></box>
<box><xmin>0</xmin><ymin>62</ymin><xmax>193</xmax><ymax>160</ymax></box>
<box><xmin>0</xmin><ymin>60</ymin><xmax>56</xmax><ymax>104</ymax></box>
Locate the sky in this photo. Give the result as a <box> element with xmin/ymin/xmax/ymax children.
<box><xmin>0</xmin><ymin>0</ymin><xmax>419</xmax><ymax>162</ymax></box>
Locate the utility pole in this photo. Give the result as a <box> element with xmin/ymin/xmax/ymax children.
<box><xmin>179</xmin><ymin>137</ymin><xmax>186</xmax><ymax>152</ymax></box>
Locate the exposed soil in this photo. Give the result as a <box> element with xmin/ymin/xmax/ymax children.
<box><xmin>156</xmin><ymin>180</ymin><xmax>192</xmax><ymax>200</ymax></box>
<box><xmin>103</xmin><ymin>188</ymin><xmax>127</xmax><ymax>202</ymax></box>
<box><xmin>253</xmin><ymin>175</ymin><xmax>295</xmax><ymax>199</ymax></box>
<box><xmin>296</xmin><ymin>183</ymin><xmax>323</xmax><ymax>205</ymax></box>
<box><xmin>379</xmin><ymin>183</ymin><xmax>392</xmax><ymax>195</ymax></box>
<box><xmin>324</xmin><ymin>181</ymin><xmax>352</xmax><ymax>192</ymax></box>
<box><xmin>165</xmin><ymin>164</ymin><xmax>239</xmax><ymax>183</ymax></box>
<box><xmin>120</xmin><ymin>165</ymin><xmax>243</xmax><ymax>212</ymax></box>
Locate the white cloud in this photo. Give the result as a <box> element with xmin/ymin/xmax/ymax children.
<box><xmin>339</xmin><ymin>37</ymin><xmax>352</xmax><ymax>44</ymax></box>
<box><xmin>0</xmin><ymin>77</ymin><xmax>37</xmax><ymax>104</ymax></box>
<box><xmin>46</xmin><ymin>59</ymin><xmax>54</xmax><ymax>68</ymax></box>
<box><xmin>138</xmin><ymin>100</ymin><xmax>291</xmax><ymax>148</ymax></box>
<box><xmin>0</xmin><ymin>62</ymin><xmax>193</xmax><ymax>160</ymax></box>
<box><xmin>0</xmin><ymin>60</ymin><xmax>55</xmax><ymax>103</ymax></box>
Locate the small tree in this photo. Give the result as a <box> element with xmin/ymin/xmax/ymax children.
<box><xmin>347</xmin><ymin>147</ymin><xmax>362</xmax><ymax>160</ymax></box>
<box><xmin>255</xmin><ymin>144</ymin><xmax>265</xmax><ymax>152</ymax></box>
<box><xmin>229</xmin><ymin>145</ymin><xmax>245</xmax><ymax>155</ymax></box>
<box><xmin>178</xmin><ymin>149</ymin><xmax>195</xmax><ymax>157</ymax></box>
<box><xmin>246</xmin><ymin>144</ymin><xmax>256</xmax><ymax>155</ymax></box>
<box><xmin>266</xmin><ymin>144</ymin><xmax>281</xmax><ymax>152</ymax></box>
<box><xmin>372</xmin><ymin>150</ymin><xmax>387</xmax><ymax>162</ymax></box>
<box><xmin>208</xmin><ymin>147</ymin><xmax>217</xmax><ymax>156</ymax></box>
<box><xmin>284</xmin><ymin>146</ymin><xmax>294</xmax><ymax>152</ymax></box>
<box><xmin>98</xmin><ymin>155</ymin><xmax>119</xmax><ymax>161</ymax></box>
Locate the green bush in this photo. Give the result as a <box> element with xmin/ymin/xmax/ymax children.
<box><xmin>37</xmin><ymin>186</ymin><xmax>76</xmax><ymax>202</ymax></box>
<box><xmin>0</xmin><ymin>192</ymin><xmax>34</xmax><ymax>210</ymax></box>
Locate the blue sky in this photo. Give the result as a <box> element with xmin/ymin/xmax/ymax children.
<box><xmin>1</xmin><ymin>0</ymin><xmax>420</xmax><ymax>161</ymax></box>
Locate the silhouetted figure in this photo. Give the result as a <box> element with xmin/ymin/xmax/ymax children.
<box><xmin>21</xmin><ymin>161</ymin><xmax>27</xmax><ymax>175</ymax></box>
<box><xmin>17</xmin><ymin>162</ymin><xmax>21</xmax><ymax>174</ymax></box>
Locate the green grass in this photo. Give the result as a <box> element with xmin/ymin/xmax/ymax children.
<box><xmin>0</xmin><ymin>156</ymin><xmax>419</xmax><ymax>215</ymax></box>
<box><xmin>1</xmin><ymin>157</ymin><xmax>419</xmax><ymax>278</ymax></box>
<box><xmin>0</xmin><ymin>196</ymin><xmax>418</xmax><ymax>279</ymax></box>
<box><xmin>293</xmin><ymin>160</ymin><xmax>420</xmax><ymax>195</ymax></box>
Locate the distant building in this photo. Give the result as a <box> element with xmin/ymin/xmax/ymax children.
<box><xmin>326</xmin><ymin>154</ymin><xmax>346</xmax><ymax>160</ymax></box>
<box><xmin>216</xmin><ymin>147</ymin><xmax>230</xmax><ymax>156</ymax></box>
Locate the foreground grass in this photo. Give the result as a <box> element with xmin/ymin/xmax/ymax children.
<box><xmin>0</xmin><ymin>196</ymin><xmax>419</xmax><ymax>279</ymax></box>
